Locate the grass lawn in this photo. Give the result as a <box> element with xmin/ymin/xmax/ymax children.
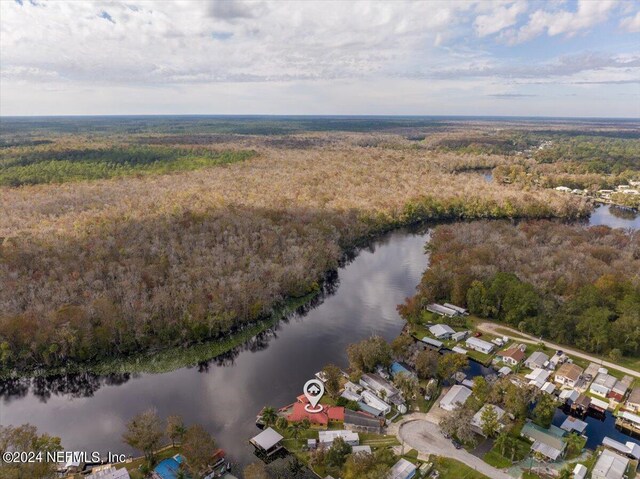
<box><xmin>433</xmin><ymin>457</ymin><xmax>491</xmax><ymax>479</ymax></box>
<box><xmin>359</xmin><ymin>432</ymin><xmax>400</xmax><ymax>448</ymax></box>
<box><xmin>483</xmin><ymin>450</ymin><xmax>511</xmax><ymax>468</ymax></box>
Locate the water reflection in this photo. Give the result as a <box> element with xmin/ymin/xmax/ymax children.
<box><xmin>588</xmin><ymin>204</ymin><xmax>640</xmax><ymax>229</ymax></box>
<box><xmin>0</xmin><ymin>227</ymin><xmax>431</xmax><ymax>468</ymax></box>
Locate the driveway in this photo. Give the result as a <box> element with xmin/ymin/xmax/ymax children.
<box><xmin>478</xmin><ymin>322</ymin><xmax>640</xmax><ymax>379</ymax></box>
<box><xmin>397</xmin><ymin>418</ymin><xmax>513</xmax><ymax>479</ymax></box>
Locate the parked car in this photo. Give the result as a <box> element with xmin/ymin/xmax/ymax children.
<box><xmin>474</xmin><ymin>332</ymin><xmax>482</xmax><ymax>337</ymax></box>
<box><xmin>452</xmin><ymin>440</ymin><xmax>462</xmax><ymax>449</ymax></box>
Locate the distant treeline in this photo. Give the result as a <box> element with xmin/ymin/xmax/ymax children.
<box><xmin>399</xmin><ymin>221</ymin><xmax>640</xmax><ymax>359</ymax></box>
<box><xmin>0</xmin><ymin>146</ymin><xmax>255</xmax><ymax>186</ymax></box>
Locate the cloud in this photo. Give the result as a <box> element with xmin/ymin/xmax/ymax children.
<box><xmin>474</xmin><ymin>1</ymin><xmax>527</xmax><ymax>37</ymax></box>
<box><xmin>506</xmin><ymin>0</ymin><xmax>619</xmax><ymax>44</ymax></box>
<box><xmin>430</xmin><ymin>52</ymin><xmax>640</xmax><ymax>82</ymax></box>
<box><xmin>620</xmin><ymin>11</ymin><xmax>640</xmax><ymax>32</ymax></box>
<box><xmin>488</xmin><ymin>93</ymin><xmax>537</xmax><ymax>98</ymax></box>
<box><xmin>207</xmin><ymin>0</ymin><xmax>256</xmax><ymax>20</ymax></box>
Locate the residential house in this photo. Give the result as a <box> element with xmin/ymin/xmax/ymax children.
<box><xmin>521</xmin><ymin>422</ymin><xmax>567</xmax><ymax>461</ymax></box>
<box><xmin>387</xmin><ymin>458</ymin><xmax>417</xmax><ymax>479</ymax></box>
<box><xmin>361</xmin><ymin>390</ymin><xmax>391</xmax><ymax>415</ymax></box>
<box><xmin>625</xmin><ymin>388</ymin><xmax>640</xmax><ymax>412</ymax></box>
<box><xmin>592</xmin><ymin>449</ymin><xmax>629</xmax><ymax>479</ymax></box>
<box><xmin>390</xmin><ymin>362</ymin><xmax>416</xmax><ymax>379</ymax></box>
<box><xmin>465</xmin><ymin>337</ymin><xmax>494</xmax><ymax>354</ymax></box>
<box><xmin>344</xmin><ymin>409</ymin><xmax>384</xmax><ymax>434</ymax></box>
<box><xmin>429</xmin><ymin>324</ymin><xmax>455</xmax><ymax>339</ymax></box>
<box><xmin>341</xmin><ymin>389</ymin><xmax>361</xmax><ymax>402</ymax></box>
<box><xmin>439</xmin><ymin>385</ymin><xmax>472</xmax><ymax>411</ymax></box>
<box><xmin>573</xmin><ymin>463</ymin><xmax>587</xmax><ymax>479</ymax></box>
<box><xmin>525</xmin><ymin>351</ymin><xmax>549</xmax><ymax>370</ymax></box>
<box><xmin>571</xmin><ymin>394</ymin><xmax>591</xmax><ymax>414</ymax></box>
<box><xmin>443</xmin><ymin>303</ymin><xmax>468</xmax><ymax>315</ymax></box>
<box><xmin>554</xmin><ymin>363</ymin><xmax>583</xmax><ymax>388</ymax></box>
<box><xmin>359</xmin><ymin>373</ymin><xmax>404</xmax><ymax>405</ymax></box>
<box><xmin>590</xmin><ymin>372</ymin><xmax>617</xmax><ymax>398</ymax></box>
<box><xmin>540</xmin><ymin>382</ymin><xmax>555</xmax><ymax>395</ymax></box>
<box><xmin>318</xmin><ymin>430</ymin><xmax>359</xmax><ymax>447</ymax></box>
<box><xmin>602</xmin><ymin>437</ymin><xmax>640</xmax><ymax>460</ymax></box>
<box><xmin>427</xmin><ymin>304</ymin><xmax>459</xmax><ymax>317</ymax></box>
<box><xmin>609</xmin><ymin>377</ymin><xmax>632</xmax><ymax>402</ymax></box>
<box><xmin>559</xmin><ymin>389</ymin><xmax>580</xmax><ymax>405</ymax></box>
<box><xmin>590</xmin><ymin>397</ymin><xmax>610</xmax><ymax>414</ymax></box>
<box><xmin>470</xmin><ymin>404</ymin><xmax>507</xmax><ymax>436</ymax></box>
<box><xmin>286</xmin><ymin>395</ymin><xmax>344</xmax><ymax>427</ymax></box>
<box><xmin>526</xmin><ymin>368</ymin><xmax>551</xmax><ymax>388</ymax></box>
<box><xmin>497</xmin><ymin>346</ymin><xmax>526</xmax><ymax>367</ymax></box>
<box><xmin>451</xmin><ymin>330</ymin><xmax>470</xmax><ymax>342</ymax></box>
<box><xmin>357</xmin><ymin>401</ymin><xmax>385</xmax><ymax>417</ymax></box>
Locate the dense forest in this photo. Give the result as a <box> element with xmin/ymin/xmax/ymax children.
<box><xmin>399</xmin><ymin>221</ymin><xmax>640</xmax><ymax>358</ymax></box>
<box><xmin>0</xmin><ymin>118</ymin><xmax>599</xmax><ymax>373</ymax></box>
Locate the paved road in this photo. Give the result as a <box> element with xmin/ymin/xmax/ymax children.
<box><xmin>478</xmin><ymin>322</ymin><xmax>640</xmax><ymax>379</ymax></box>
<box><xmin>393</xmin><ymin>416</ymin><xmax>512</xmax><ymax>479</ymax></box>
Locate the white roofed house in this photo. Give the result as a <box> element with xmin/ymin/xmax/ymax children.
<box><xmin>427</xmin><ymin>303</ymin><xmax>459</xmax><ymax>317</ymax></box>
<box><xmin>525</xmin><ymin>351</ymin><xmax>549</xmax><ymax>370</ymax></box>
<box><xmin>429</xmin><ymin>324</ymin><xmax>455</xmax><ymax>340</ymax></box>
<box><xmin>592</xmin><ymin>449</ymin><xmax>630</xmax><ymax>479</ymax></box>
<box><xmin>318</xmin><ymin>430</ymin><xmax>359</xmax><ymax>447</ymax></box>
<box><xmin>439</xmin><ymin>385</ymin><xmax>472</xmax><ymax>411</ymax></box>
<box><xmin>470</xmin><ymin>404</ymin><xmax>507</xmax><ymax>436</ymax></box>
<box><xmin>465</xmin><ymin>337</ymin><xmax>494</xmax><ymax>354</ymax></box>
<box><xmin>526</xmin><ymin>368</ymin><xmax>551</xmax><ymax>388</ymax></box>
<box><xmin>443</xmin><ymin>303</ymin><xmax>468</xmax><ymax>315</ymax></box>
<box><xmin>359</xmin><ymin>373</ymin><xmax>404</xmax><ymax>406</ymax></box>
<box><xmin>590</xmin><ymin>372</ymin><xmax>617</xmax><ymax>398</ymax></box>
<box><xmin>387</xmin><ymin>458</ymin><xmax>417</xmax><ymax>479</ymax></box>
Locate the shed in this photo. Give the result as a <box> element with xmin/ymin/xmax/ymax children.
<box><xmin>560</xmin><ymin>416</ymin><xmax>587</xmax><ymax>434</ymax></box>
<box><xmin>388</xmin><ymin>458</ymin><xmax>417</xmax><ymax>479</ymax></box>
<box><xmin>250</xmin><ymin>428</ymin><xmax>284</xmax><ymax>456</ymax></box>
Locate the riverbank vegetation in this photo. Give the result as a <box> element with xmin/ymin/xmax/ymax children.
<box><xmin>400</xmin><ymin>221</ymin><xmax>640</xmax><ymax>359</ymax></box>
<box><xmin>1</xmin><ymin>119</ymin><xmax>596</xmax><ymax>374</ymax></box>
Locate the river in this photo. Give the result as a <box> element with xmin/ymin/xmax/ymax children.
<box><xmin>1</xmin><ymin>205</ymin><xmax>638</xmax><ymax>470</ymax></box>
<box><xmin>0</xmin><ymin>227</ymin><xmax>431</xmax><ymax>469</ymax></box>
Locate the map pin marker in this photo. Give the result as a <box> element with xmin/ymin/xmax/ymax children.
<box><xmin>303</xmin><ymin>379</ymin><xmax>325</xmax><ymax>411</ymax></box>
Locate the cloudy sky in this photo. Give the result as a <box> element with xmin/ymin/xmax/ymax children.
<box><xmin>1</xmin><ymin>0</ymin><xmax>639</xmax><ymax>117</ymax></box>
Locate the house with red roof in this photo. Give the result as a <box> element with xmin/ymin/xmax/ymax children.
<box><xmin>285</xmin><ymin>395</ymin><xmax>344</xmax><ymax>428</ymax></box>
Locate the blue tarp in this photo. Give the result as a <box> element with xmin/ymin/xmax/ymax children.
<box><xmin>154</xmin><ymin>455</ymin><xmax>185</xmax><ymax>479</ymax></box>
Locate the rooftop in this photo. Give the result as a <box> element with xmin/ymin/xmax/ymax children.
<box><xmin>387</xmin><ymin>458</ymin><xmax>417</xmax><ymax>479</ymax></box>
<box><xmin>592</xmin><ymin>449</ymin><xmax>629</xmax><ymax>479</ymax></box>
<box><xmin>627</xmin><ymin>387</ymin><xmax>640</xmax><ymax>404</ymax></box>
<box><xmin>250</xmin><ymin>428</ymin><xmax>283</xmax><ymax>451</ymax></box>
<box><xmin>429</xmin><ymin>324</ymin><xmax>455</xmax><ymax>337</ymax></box>
<box><xmin>498</xmin><ymin>347</ymin><xmax>526</xmax><ymax>362</ymax></box>
<box><xmin>556</xmin><ymin>363</ymin><xmax>583</xmax><ymax>381</ymax></box>
<box><xmin>440</xmin><ymin>385</ymin><xmax>472</xmax><ymax>410</ymax></box>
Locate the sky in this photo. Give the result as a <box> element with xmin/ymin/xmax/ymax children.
<box><xmin>0</xmin><ymin>0</ymin><xmax>639</xmax><ymax>117</ymax></box>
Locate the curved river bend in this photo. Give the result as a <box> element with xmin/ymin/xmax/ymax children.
<box><xmin>1</xmin><ymin>205</ymin><xmax>638</xmax><ymax>469</ymax></box>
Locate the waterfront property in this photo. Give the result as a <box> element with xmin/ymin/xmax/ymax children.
<box><xmin>592</xmin><ymin>449</ymin><xmax>630</xmax><ymax>479</ymax></box>
<box><xmin>361</xmin><ymin>390</ymin><xmax>392</xmax><ymax>415</ymax></box>
<box><xmin>439</xmin><ymin>385</ymin><xmax>472</xmax><ymax>411</ymax></box>
<box><xmin>560</xmin><ymin>416</ymin><xmax>588</xmax><ymax>434</ymax></box>
<box><xmin>465</xmin><ymin>337</ymin><xmax>494</xmax><ymax>354</ymax></box>
<box><xmin>429</xmin><ymin>324</ymin><xmax>455</xmax><ymax>340</ymax></box>
<box><xmin>616</xmin><ymin>411</ymin><xmax>640</xmax><ymax>435</ymax></box>
<box><xmin>443</xmin><ymin>303</ymin><xmax>468</xmax><ymax>316</ymax></box>
<box><xmin>359</xmin><ymin>373</ymin><xmax>404</xmax><ymax>405</ymax></box>
<box><xmin>426</xmin><ymin>303</ymin><xmax>459</xmax><ymax>317</ymax></box>
<box><xmin>521</xmin><ymin>422</ymin><xmax>567</xmax><ymax>461</ymax></box>
<box><xmin>497</xmin><ymin>346</ymin><xmax>526</xmax><ymax>367</ymax></box>
<box><xmin>525</xmin><ymin>351</ymin><xmax>549</xmax><ymax>370</ymax></box>
<box><xmin>602</xmin><ymin>437</ymin><xmax>640</xmax><ymax>460</ymax></box>
<box><xmin>554</xmin><ymin>363</ymin><xmax>583</xmax><ymax>388</ymax></box>
<box><xmin>526</xmin><ymin>368</ymin><xmax>551</xmax><ymax>388</ymax></box>
<box><xmin>286</xmin><ymin>395</ymin><xmax>344</xmax><ymax>427</ymax></box>
<box><xmin>250</xmin><ymin>428</ymin><xmax>284</xmax><ymax>458</ymax></box>
<box><xmin>387</xmin><ymin>458</ymin><xmax>417</xmax><ymax>479</ymax></box>
<box><xmin>559</xmin><ymin>389</ymin><xmax>580</xmax><ymax>405</ymax></box>
<box><xmin>390</xmin><ymin>362</ymin><xmax>416</xmax><ymax>379</ymax></box>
